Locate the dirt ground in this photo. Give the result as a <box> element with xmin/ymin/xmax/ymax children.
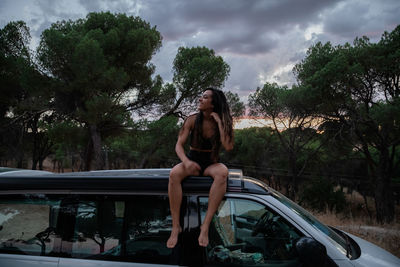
<box><xmin>313</xmin><ymin>190</ymin><xmax>400</xmax><ymax>258</ymax></box>
<box><xmin>0</xmin><ymin>204</ymin><xmax>50</xmax><ymax>241</ymax></box>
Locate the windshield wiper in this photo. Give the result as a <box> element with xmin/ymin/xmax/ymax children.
<box><xmin>343</xmin><ymin>233</ymin><xmax>352</xmax><ymax>259</ymax></box>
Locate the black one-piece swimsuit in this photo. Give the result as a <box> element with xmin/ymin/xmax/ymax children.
<box><xmin>187</xmin><ymin>129</ymin><xmax>216</xmax><ymax>175</ymax></box>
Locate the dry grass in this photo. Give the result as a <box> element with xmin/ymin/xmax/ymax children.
<box><xmin>311</xmin><ymin>189</ymin><xmax>400</xmax><ymax>258</ymax></box>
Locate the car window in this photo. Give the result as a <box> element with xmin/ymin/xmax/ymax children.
<box><xmin>199</xmin><ymin>197</ymin><xmax>303</xmax><ymax>266</ymax></box>
<box><xmin>269</xmin><ymin>189</ymin><xmax>349</xmax><ymax>257</ymax></box>
<box><xmin>0</xmin><ymin>194</ymin><xmax>61</xmax><ymax>256</ymax></box>
<box><xmin>0</xmin><ymin>194</ymin><xmax>179</xmax><ymax>265</ymax></box>
<box><xmin>69</xmin><ymin>195</ymin><xmax>176</xmax><ymax>265</ymax></box>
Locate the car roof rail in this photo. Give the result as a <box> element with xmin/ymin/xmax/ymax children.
<box><xmin>228</xmin><ymin>169</ymin><xmax>243</xmax><ymax>178</ymax></box>
<box><xmin>0</xmin><ymin>168</ymin><xmax>52</xmax><ymax>176</ymax></box>
<box><xmin>0</xmin><ymin>168</ymin><xmax>269</xmax><ymax>194</ymax></box>
<box><xmin>227</xmin><ymin>169</ymin><xmax>269</xmax><ymax>195</ymax></box>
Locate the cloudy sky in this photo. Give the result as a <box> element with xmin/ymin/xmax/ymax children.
<box><xmin>1</xmin><ymin>0</ymin><xmax>399</xmax><ymax>104</ymax></box>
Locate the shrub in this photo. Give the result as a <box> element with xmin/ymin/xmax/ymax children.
<box><xmin>300</xmin><ymin>177</ymin><xmax>347</xmax><ymax>213</ymax></box>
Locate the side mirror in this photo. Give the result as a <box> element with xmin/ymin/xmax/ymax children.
<box><xmin>296</xmin><ymin>237</ymin><xmax>328</xmax><ymax>267</ymax></box>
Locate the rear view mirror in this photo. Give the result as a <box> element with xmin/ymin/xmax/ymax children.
<box><xmin>296</xmin><ymin>237</ymin><xmax>328</xmax><ymax>267</ymax></box>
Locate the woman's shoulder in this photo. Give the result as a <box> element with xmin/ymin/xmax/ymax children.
<box><xmin>186</xmin><ymin>113</ymin><xmax>198</xmax><ymax>122</ymax></box>
<box><xmin>183</xmin><ymin>113</ymin><xmax>198</xmax><ymax>127</ymax></box>
<box><xmin>187</xmin><ymin>112</ymin><xmax>199</xmax><ymax>118</ymax></box>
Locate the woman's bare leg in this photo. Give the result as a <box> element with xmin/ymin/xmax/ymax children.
<box><xmin>198</xmin><ymin>163</ymin><xmax>228</xmax><ymax>247</ymax></box>
<box><xmin>167</xmin><ymin>163</ymin><xmax>198</xmax><ymax>248</ymax></box>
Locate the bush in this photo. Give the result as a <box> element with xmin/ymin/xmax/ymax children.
<box><xmin>300</xmin><ymin>177</ymin><xmax>347</xmax><ymax>213</ymax></box>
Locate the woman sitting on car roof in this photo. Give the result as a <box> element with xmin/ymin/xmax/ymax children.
<box><xmin>167</xmin><ymin>88</ymin><xmax>234</xmax><ymax>248</ymax></box>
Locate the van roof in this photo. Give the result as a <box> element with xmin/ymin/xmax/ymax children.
<box><xmin>0</xmin><ymin>168</ymin><xmax>269</xmax><ymax>195</ymax></box>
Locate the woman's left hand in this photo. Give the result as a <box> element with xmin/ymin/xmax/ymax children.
<box><xmin>210</xmin><ymin>112</ymin><xmax>221</xmax><ymax>124</ymax></box>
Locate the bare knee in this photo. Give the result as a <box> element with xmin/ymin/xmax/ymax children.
<box><xmin>212</xmin><ymin>167</ymin><xmax>228</xmax><ymax>186</ymax></box>
<box><xmin>169</xmin><ymin>166</ymin><xmax>184</xmax><ymax>186</ymax></box>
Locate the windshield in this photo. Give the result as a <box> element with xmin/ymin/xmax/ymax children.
<box><xmin>269</xmin><ymin>188</ymin><xmax>349</xmax><ymax>257</ymax></box>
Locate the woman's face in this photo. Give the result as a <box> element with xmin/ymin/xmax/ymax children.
<box><xmin>198</xmin><ymin>90</ymin><xmax>214</xmax><ymax>111</ymax></box>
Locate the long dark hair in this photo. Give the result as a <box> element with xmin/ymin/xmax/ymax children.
<box><xmin>193</xmin><ymin>88</ymin><xmax>233</xmax><ymax>160</ymax></box>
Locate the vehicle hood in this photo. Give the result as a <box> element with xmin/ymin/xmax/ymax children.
<box><xmin>346</xmin><ymin>232</ymin><xmax>400</xmax><ymax>267</ymax></box>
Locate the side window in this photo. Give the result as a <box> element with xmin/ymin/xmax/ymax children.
<box><xmin>70</xmin><ymin>195</ymin><xmax>176</xmax><ymax>265</ymax></box>
<box><xmin>0</xmin><ymin>194</ymin><xmax>61</xmax><ymax>256</ymax></box>
<box><xmin>199</xmin><ymin>197</ymin><xmax>303</xmax><ymax>266</ymax></box>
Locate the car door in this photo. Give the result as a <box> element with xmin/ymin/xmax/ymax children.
<box><xmin>57</xmin><ymin>194</ymin><xmax>181</xmax><ymax>267</ymax></box>
<box><xmin>0</xmin><ymin>193</ymin><xmax>61</xmax><ymax>267</ymax></box>
<box><xmin>199</xmin><ymin>196</ymin><xmax>304</xmax><ymax>267</ymax></box>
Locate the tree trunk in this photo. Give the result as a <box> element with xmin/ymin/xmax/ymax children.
<box><xmin>89</xmin><ymin>124</ymin><xmax>103</xmax><ymax>170</ymax></box>
<box><xmin>375</xmin><ymin>177</ymin><xmax>394</xmax><ymax>223</ymax></box>
<box><xmin>38</xmin><ymin>158</ymin><xmax>44</xmax><ymax>170</ymax></box>
<box><xmin>31</xmin><ymin>114</ymin><xmax>39</xmax><ymax>170</ymax></box>
<box><xmin>374</xmin><ymin>149</ymin><xmax>394</xmax><ymax>223</ymax></box>
<box><xmin>288</xmin><ymin>153</ymin><xmax>298</xmax><ymax>200</ymax></box>
<box><xmin>32</xmin><ymin>158</ymin><xmax>38</xmax><ymax>170</ymax></box>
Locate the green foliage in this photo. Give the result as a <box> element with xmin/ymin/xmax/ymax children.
<box><xmin>225</xmin><ymin>91</ymin><xmax>245</xmax><ymax>118</ymax></box>
<box><xmin>224</xmin><ymin>127</ymin><xmax>280</xmax><ymax>171</ymax></box>
<box><xmin>0</xmin><ymin>20</ymin><xmax>31</xmax><ymax>59</ymax></box>
<box><xmin>248</xmin><ymin>82</ymin><xmax>325</xmax><ymax>199</ymax></box>
<box><xmin>248</xmin><ymin>82</ymin><xmax>282</xmax><ymax>118</ymax></box>
<box><xmin>47</xmin><ymin>121</ymin><xmax>86</xmax><ymax>149</ymax></box>
<box><xmin>163</xmin><ymin>46</ymin><xmax>230</xmax><ymax>117</ymax></box>
<box><xmin>106</xmin><ymin>116</ymin><xmax>180</xmax><ymax>168</ymax></box>
<box><xmin>294</xmin><ymin>25</ymin><xmax>400</xmax><ymax>223</ymax></box>
<box><xmin>138</xmin><ymin>116</ymin><xmax>180</xmax><ymax>167</ymax></box>
<box><xmin>173</xmin><ymin>46</ymin><xmax>230</xmax><ymax>91</ymax></box>
<box><xmin>0</xmin><ymin>21</ymin><xmax>31</xmax><ymax>117</ymax></box>
<box><xmin>37</xmin><ymin>12</ymin><xmax>163</xmax><ymax>169</ymax></box>
<box><xmin>300</xmin><ymin>177</ymin><xmax>347</xmax><ymax>213</ymax></box>
<box><xmin>38</xmin><ymin>11</ymin><xmax>162</xmax><ymax>119</ymax></box>
<box><xmin>46</xmin><ymin>120</ymin><xmax>87</xmax><ymax>168</ymax></box>
<box><xmin>0</xmin><ymin>21</ymin><xmax>55</xmax><ymax>169</ymax></box>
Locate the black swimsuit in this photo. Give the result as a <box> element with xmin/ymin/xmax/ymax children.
<box><xmin>186</xmin><ymin>150</ymin><xmax>214</xmax><ymax>174</ymax></box>
<box><xmin>187</xmin><ymin>116</ymin><xmax>218</xmax><ymax>174</ymax></box>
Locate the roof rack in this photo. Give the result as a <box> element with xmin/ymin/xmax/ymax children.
<box><xmin>0</xmin><ymin>168</ymin><xmax>269</xmax><ymax>194</ymax></box>
<box><xmin>228</xmin><ymin>169</ymin><xmax>243</xmax><ymax>178</ymax></box>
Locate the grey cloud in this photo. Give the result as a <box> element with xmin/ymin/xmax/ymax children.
<box><xmin>139</xmin><ymin>0</ymin><xmax>341</xmax><ymax>56</ymax></box>
<box><xmin>382</xmin><ymin>3</ymin><xmax>400</xmax><ymax>27</ymax></box>
<box><xmin>322</xmin><ymin>0</ymin><xmax>400</xmax><ymax>42</ymax></box>
<box><xmin>175</xmin><ymin>0</ymin><xmax>339</xmax><ymax>32</ymax></box>
<box><xmin>322</xmin><ymin>1</ymin><xmax>370</xmax><ymax>39</ymax></box>
<box><xmin>289</xmin><ymin>51</ymin><xmax>307</xmax><ymax>63</ymax></box>
<box><xmin>33</xmin><ymin>0</ymin><xmax>83</xmax><ymax>20</ymax></box>
<box><xmin>150</xmin><ymin>41</ymin><xmax>181</xmax><ymax>83</ymax></box>
<box><xmin>0</xmin><ymin>1</ymin><xmax>7</xmax><ymax>12</ymax></box>
<box><xmin>183</xmin><ymin>26</ymin><xmax>279</xmax><ymax>55</ymax></box>
<box><xmin>139</xmin><ymin>1</ymin><xmax>200</xmax><ymax>41</ymax></box>
<box><xmin>224</xmin><ymin>54</ymin><xmax>275</xmax><ymax>97</ymax></box>
<box><xmin>79</xmin><ymin>0</ymin><xmax>141</xmax><ymax>15</ymax></box>
<box><xmin>78</xmin><ymin>0</ymin><xmax>102</xmax><ymax>12</ymax></box>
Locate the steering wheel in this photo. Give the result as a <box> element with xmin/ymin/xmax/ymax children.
<box><xmin>252</xmin><ymin>210</ymin><xmax>271</xmax><ymax>236</ymax></box>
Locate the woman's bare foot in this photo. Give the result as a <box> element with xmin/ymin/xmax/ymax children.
<box><xmin>167</xmin><ymin>226</ymin><xmax>182</xmax><ymax>248</ymax></box>
<box><xmin>198</xmin><ymin>225</ymin><xmax>209</xmax><ymax>247</ymax></box>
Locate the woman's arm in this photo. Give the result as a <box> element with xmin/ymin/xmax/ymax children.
<box><xmin>210</xmin><ymin>112</ymin><xmax>234</xmax><ymax>151</ymax></box>
<box><xmin>175</xmin><ymin>116</ymin><xmax>201</xmax><ymax>171</ymax></box>
<box><xmin>175</xmin><ymin>118</ymin><xmax>191</xmax><ymax>162</ymax></box>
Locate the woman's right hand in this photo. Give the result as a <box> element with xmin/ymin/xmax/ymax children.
<box><xmin>183</xmin><ymin>160</ymin><xmax>201</xmax><ymax>175</ymax></box>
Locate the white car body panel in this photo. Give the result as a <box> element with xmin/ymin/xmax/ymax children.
<box><xmin>243</xmin><ymin>193</ymin><xmax>399</xmax><ymax>267</ymax></box>
<box><xmin>0</xmin><ymin>254</ymin><xmax>59</xmax><ymax>267</ymax></box>
<box><xmin>348</xmin><ymin>233</ymin><xmax>400</xmax><ymax>267</ymax></box>
<box><xmin>59</xmin><ymin>258</ymin><xmax>177</xmax><ymax>267</ymax></box>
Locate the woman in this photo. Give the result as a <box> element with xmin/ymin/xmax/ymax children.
<box><xmin>167</xmin><ymin>88</ymin><xmax>234</xmax><ymax>248</ymax></box>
